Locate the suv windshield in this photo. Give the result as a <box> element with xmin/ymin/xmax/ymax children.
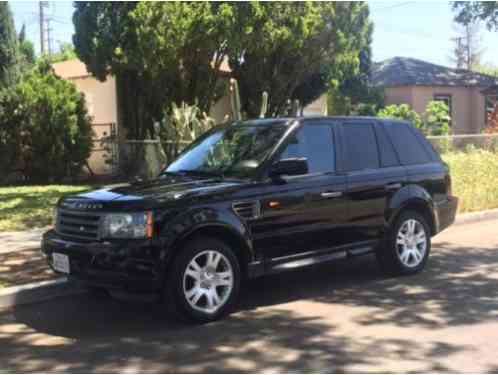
<box><xmin>165</xmin><ymin>123</ymin><xmax>288</xmax><ymax>179</ymax></box>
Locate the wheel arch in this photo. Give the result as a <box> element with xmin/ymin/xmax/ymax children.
<box><xmin>388</xmin><ymin>186</ymin><xmax>437</xmax><ymax>235</ymax></box>
<box><xmin>164</xmin><ymin>223</ymin><xmax>254</xmax><ymax>280</ymax></box>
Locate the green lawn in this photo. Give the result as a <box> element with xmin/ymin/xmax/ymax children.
<box><xmin>0</xmin><ymin>185</ymin><xmax>92</xmax><ymax>232</ymax></box>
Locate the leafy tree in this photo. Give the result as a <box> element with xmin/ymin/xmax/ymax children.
<box><xmin>18</xmin><ymin>24</ymin><xmax>35</xmax><ymax>70</ymax></box>
<box><xmin>453</xmin><ymin>1</ymin><xmax>498</xmax><ymax>30</ymax></box>
<box><xmin>73</xmin><ymin>2</ymin><xmax>374</xmax><ymax>138</ymax></box>
<box><xmin>228</xmin><ymin>2</ymin><xmax>374</xmax><ymax>117</ymax></box>
<box><xmin>377</xmin><ymin>104</ymin><xmax>424</xmax><ymax>130</ymax></box>
<box><xmin>73</xmin><ymin>2</ymin><xmax>235</xmax><ymax>139</ymax></box>
<box><xmin>50</xmin><ymin>42</ymin><xmax>77</xmax><ymax>63</ymax></box>
<box><xmin>0</xmin><ymin>2</ymin><xmax>19</xmax><ymax>88</ymax></box>
<box><xmin>0</xmin><ymin>60</ymin><xmax>93</xmax><ymax>183</ymax></box>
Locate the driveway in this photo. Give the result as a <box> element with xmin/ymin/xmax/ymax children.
<box><xmin>1</xmin><ymin>219</ymin><xmax>498</xmax><ymax>372</ymax></box>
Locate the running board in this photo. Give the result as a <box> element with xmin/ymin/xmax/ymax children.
<box><xmin>269</xmin><ymin>246</ymin><xmax>374</xmax><ymax>273</ymax></box>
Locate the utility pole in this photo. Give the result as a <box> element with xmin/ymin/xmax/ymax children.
<box><xmin>39</xmin><ymin>1</ymin><xmax>49</xmax><ymax>55</ymax></box>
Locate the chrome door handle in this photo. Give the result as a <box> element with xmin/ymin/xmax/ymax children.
<box><xmin>321</xmin><ymin>191</ymin><xmax>342</xmax><ymax>198</ymax></box>
<box><xmin>385</xmin><ymin>182</ymin><xmax>402</xmax><ymax>191</ymax></box>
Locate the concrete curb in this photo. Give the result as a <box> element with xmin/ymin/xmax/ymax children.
<box><xmin>454</xmin><ymin>208</ymin><xmax>498</xmax><ymax>226</ymax></box>
<box><xmin>0</xmin><ymin>278</ymin><xmax>86</xmax><ymax>310</ymax></box>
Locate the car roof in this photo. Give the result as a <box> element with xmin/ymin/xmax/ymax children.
<box><xmin>233</xmin><ymin>116</ymin><xmax>411</xmax><ymax>127</ymax></box>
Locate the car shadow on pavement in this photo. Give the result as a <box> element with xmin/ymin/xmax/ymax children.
<box><xmin>0</xmin><ymin>242</ymin><xmax>496</xmax><ymax>372</ymax></box>
<box><xmin>242</xmin><ymin>242</ymin><xmax>498</xmax><ymax>329</ymax></box>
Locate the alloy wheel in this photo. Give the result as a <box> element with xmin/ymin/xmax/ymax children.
<box><xmin>182</xmin><ymin>250</ymin><xmax>234</xmax><ymax>314</ymax></box>
<box><xmin>396</xmin><ymin>219</ymin><xmax>427</xmax><ymax>268</ymax></box>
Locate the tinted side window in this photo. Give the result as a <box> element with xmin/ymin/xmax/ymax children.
<box><xmin>342</xmin><ymin>122</ymin><xmax>380</xmax><ymax>171</ymax></box>
<box><xmin>375</xmin><ymin>124</ymin><xmax>400</xmax><ymax>167</ymax></box>
<box><xmin>280</xmin><ymin>124</ymin><xmax>335</xmax><ymax>173</ymax></box>
<box><xmin>384</xmin><ymin>122</ymin><xmax>432</xmax><ymax>165</ymax></box>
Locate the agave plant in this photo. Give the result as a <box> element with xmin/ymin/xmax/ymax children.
<box><xmin>159</xmin><ymin>101</ymin><xmax>216</xmax><ymax>162</ymax></box>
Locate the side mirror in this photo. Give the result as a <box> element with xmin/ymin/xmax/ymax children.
<box><xmin>270</xmin><ymin>157</ymin><xmax>308</xmax><ymax>179</ymax></box>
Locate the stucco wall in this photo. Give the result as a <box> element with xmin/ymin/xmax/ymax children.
<box><xmin>384</xmin><ymin>86</ymin><xmax>414</xmax><ymax>107</ymax></box>
<box><xmin>69</xmin><ymin>76</ymin><xmax>118</xmax><ymax>175</ymax></box>
<box><xmin>385</xmin><ymin>85</ymin><xmax>486</xmax><ymax>134</ymax></box>
<box><xmin>209</xmin><ymin>94</ymin><xmax>231</xmax><ymax>124</ymax></box>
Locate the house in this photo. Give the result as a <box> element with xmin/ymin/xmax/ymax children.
<box><xmin>371</xmin><ymin>57</ymin><xmax>498</xmax><ymax>134</ymax></box>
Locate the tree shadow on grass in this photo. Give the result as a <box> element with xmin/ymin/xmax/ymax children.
<box><xmin>0</xmin><ymin>188</ymin><xmax>92</xmax><ymax>230</ymax></box>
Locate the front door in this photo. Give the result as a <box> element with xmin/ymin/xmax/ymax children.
<box><xmin>250</xmin><ymin>122</ymin><xmax>349</xmax><ymax>267</ymax></box>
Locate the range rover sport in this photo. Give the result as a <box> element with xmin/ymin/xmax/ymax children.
<box><xmin>42</xmin><ymin>117</ymin><xmax>458</xmax><ymax>322</ymax></box>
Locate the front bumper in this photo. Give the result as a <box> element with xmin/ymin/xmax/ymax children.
<box><xmin>41</xmin><ymin>230</ymin><xmax>164</xmax><ymax>292</ymax></box>
<box><xmin>435</xmin><ymin>195</ymin><xmax>458</xmax><ymax>234</ymax></box>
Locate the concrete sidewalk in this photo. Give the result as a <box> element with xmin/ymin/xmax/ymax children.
<box><xmin>0</xmin><ymin>227</ymin><xmax>48</xmax><ymax>254</ymax></box>
<box><xmin>0</xmin><ymin>227</ymin><xmax>55</xmax><ymax>289</ymax></box>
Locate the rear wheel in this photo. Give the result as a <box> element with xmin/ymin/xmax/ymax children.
<box><xmin>376</xmin><ymin>210</ymin><xmax>431</xmax><ymax>275</ymax></box>
<box><xmin>165</xmin><ymin>237</ymin><xmax>241</xmax><ymax>323</ymax></box>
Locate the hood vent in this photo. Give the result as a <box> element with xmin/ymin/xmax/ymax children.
<box><xmin>232</xmin><ymin>201</ymin><xmax>261</xmax><ymax>220</ymax></box>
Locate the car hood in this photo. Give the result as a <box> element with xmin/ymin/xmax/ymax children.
<box><xmin>63</xmin><ymin>176</ymin><xmax>246</xmax><ymax>210</ymax></box>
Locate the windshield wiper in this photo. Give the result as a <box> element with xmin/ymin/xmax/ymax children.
<box><xmin>176</xmin><ymin>169</ymin><xmax>225</xmax><ymax>179</ymax></box>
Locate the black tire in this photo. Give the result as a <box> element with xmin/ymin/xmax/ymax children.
<box><xmin>164</xmin><ymin>237</ymin><xmax>241</xmax><ymax>323</ymax></box>
<box><xmin>376</xmin><ymin>210</ymin><xmax>431</xmax><ymax>276</ymax></box>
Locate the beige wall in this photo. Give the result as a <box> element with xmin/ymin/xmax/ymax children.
<box><xmin>385</xmin><ymin>85</ymin><xmax>486</xmax><ymax>134</ymax></box>
<box><xmin>210</xmin><ymin>94</ymin><xmax>231</xmax><ymax>124</ymax></box>
<box><xmin>69</xmin><ymin>76</ymin><xmax>118</xmax><ymax>175</ymax></box>
<box><xmin>384</xmin><ymin>86</ymin><xmax>414</xmax><ymax>107</ymax></box>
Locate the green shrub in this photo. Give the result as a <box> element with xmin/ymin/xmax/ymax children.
<box><xmin>377</xmin><ymin>104</ymin><xmax>424</xmax><ymax>130</ymax></box>
<box><xmin>0</xmin><ymin>61</ymin><xmax>93</xmax><ymax>183</ymax></box>
<box><xmin>424</xmin><ymin>100</ymin><xmax>451</xmax><ymax>136</ymax></box>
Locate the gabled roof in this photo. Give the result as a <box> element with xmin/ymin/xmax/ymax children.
<box><xmin>371</xmin><ymin>57</ymin><xmax>498</xmax><ymax>88</ymax></box>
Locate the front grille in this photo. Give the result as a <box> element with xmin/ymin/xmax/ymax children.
<box><xmin>56</xmin><ymin>208</ymin><xmax>102</xmax><ymax>241</ymax></box>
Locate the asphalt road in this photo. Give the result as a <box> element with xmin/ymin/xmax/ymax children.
<box><xmin>1</xmin><ymin>219</ymin><xmax>498</xmax><ymax>373</ymax></box>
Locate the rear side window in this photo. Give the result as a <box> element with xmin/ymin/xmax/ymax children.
<box><xmin>375</xmin><ymin>124</ymin><xmax>400</xmax><ymax>167</ymax></box>
<box><xmin>280</xmin><ymin>124</ymin><xmax>335</xmax><ymax>173</ymax></box>
<box><xmin>383</xmin><ymin>122</ymin><xmax>432</xmax><ymax>165</ymax></box>
<box><xmin>341</xmin><ymin>122</ymin><xmax>380</xmax><ymax>171</ymax></box>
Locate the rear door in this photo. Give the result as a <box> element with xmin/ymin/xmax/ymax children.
<box><xmin>339</xmin><ymin>120</ymin><xmax>406</xmax><ymax>245</ymax></box>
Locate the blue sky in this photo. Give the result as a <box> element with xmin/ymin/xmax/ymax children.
<box><xmin>10</xmin><ymin>1</ymin><xmax>498</xmax><ymax>68</ymax></box>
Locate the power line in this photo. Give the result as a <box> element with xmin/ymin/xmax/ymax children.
<box><xmin>374</xmin><ymin>2</ymin><xmax>416</xmax><ymax>12</ymax></box>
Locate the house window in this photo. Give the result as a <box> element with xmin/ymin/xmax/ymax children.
<box><xmin>485</xmin><ymin>94</ymin><xmax>497</xmax><ymax>125</ymax></box>
<box><xmin>433</xmin><ymin>94</ymin><xmax>453</xmax><ymax>125</ymax></box>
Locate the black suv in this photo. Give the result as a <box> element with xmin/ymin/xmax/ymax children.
<box><xmin>42</xmin><ymin>117</ymin><xmax>458</xmax><ymax>322</ymax></box>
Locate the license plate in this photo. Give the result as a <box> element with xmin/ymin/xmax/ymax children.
<box><xmin>52</xmin><ymin>253</ymin><xmax>70</xmax><ymax>274</ymax></box>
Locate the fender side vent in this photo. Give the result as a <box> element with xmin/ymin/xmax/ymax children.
<box><xmin>232</xmin><ymin>201</ymin><xmax>261</xmax><ymax>220</ymax></box>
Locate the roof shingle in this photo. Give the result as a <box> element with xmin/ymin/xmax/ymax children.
<box><xmin>371</xmin><ymin>57</ymin><xmax>498</xmax><ymax>88</ymax></box>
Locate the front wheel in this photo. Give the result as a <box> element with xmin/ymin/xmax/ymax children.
<box><xmin>376</xmin><ymin>210</ymin><xmax>431</xmax><ymax>276</ymax></box>
<box><xmin>165</xmin><ymin>237</ymin><xmax>241</xmax><ymax>323</ymax></box>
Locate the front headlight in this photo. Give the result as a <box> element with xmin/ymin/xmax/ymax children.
<box><xmin>101</xmin><ymin>211</ymin><xmax>153</xmax><ymax>239</ymax></box>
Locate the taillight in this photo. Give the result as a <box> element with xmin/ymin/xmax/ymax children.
<box><xmin>446</xmin><ymin>174</ymin><xmax>452</xmax><ymax>196</ymax></box>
